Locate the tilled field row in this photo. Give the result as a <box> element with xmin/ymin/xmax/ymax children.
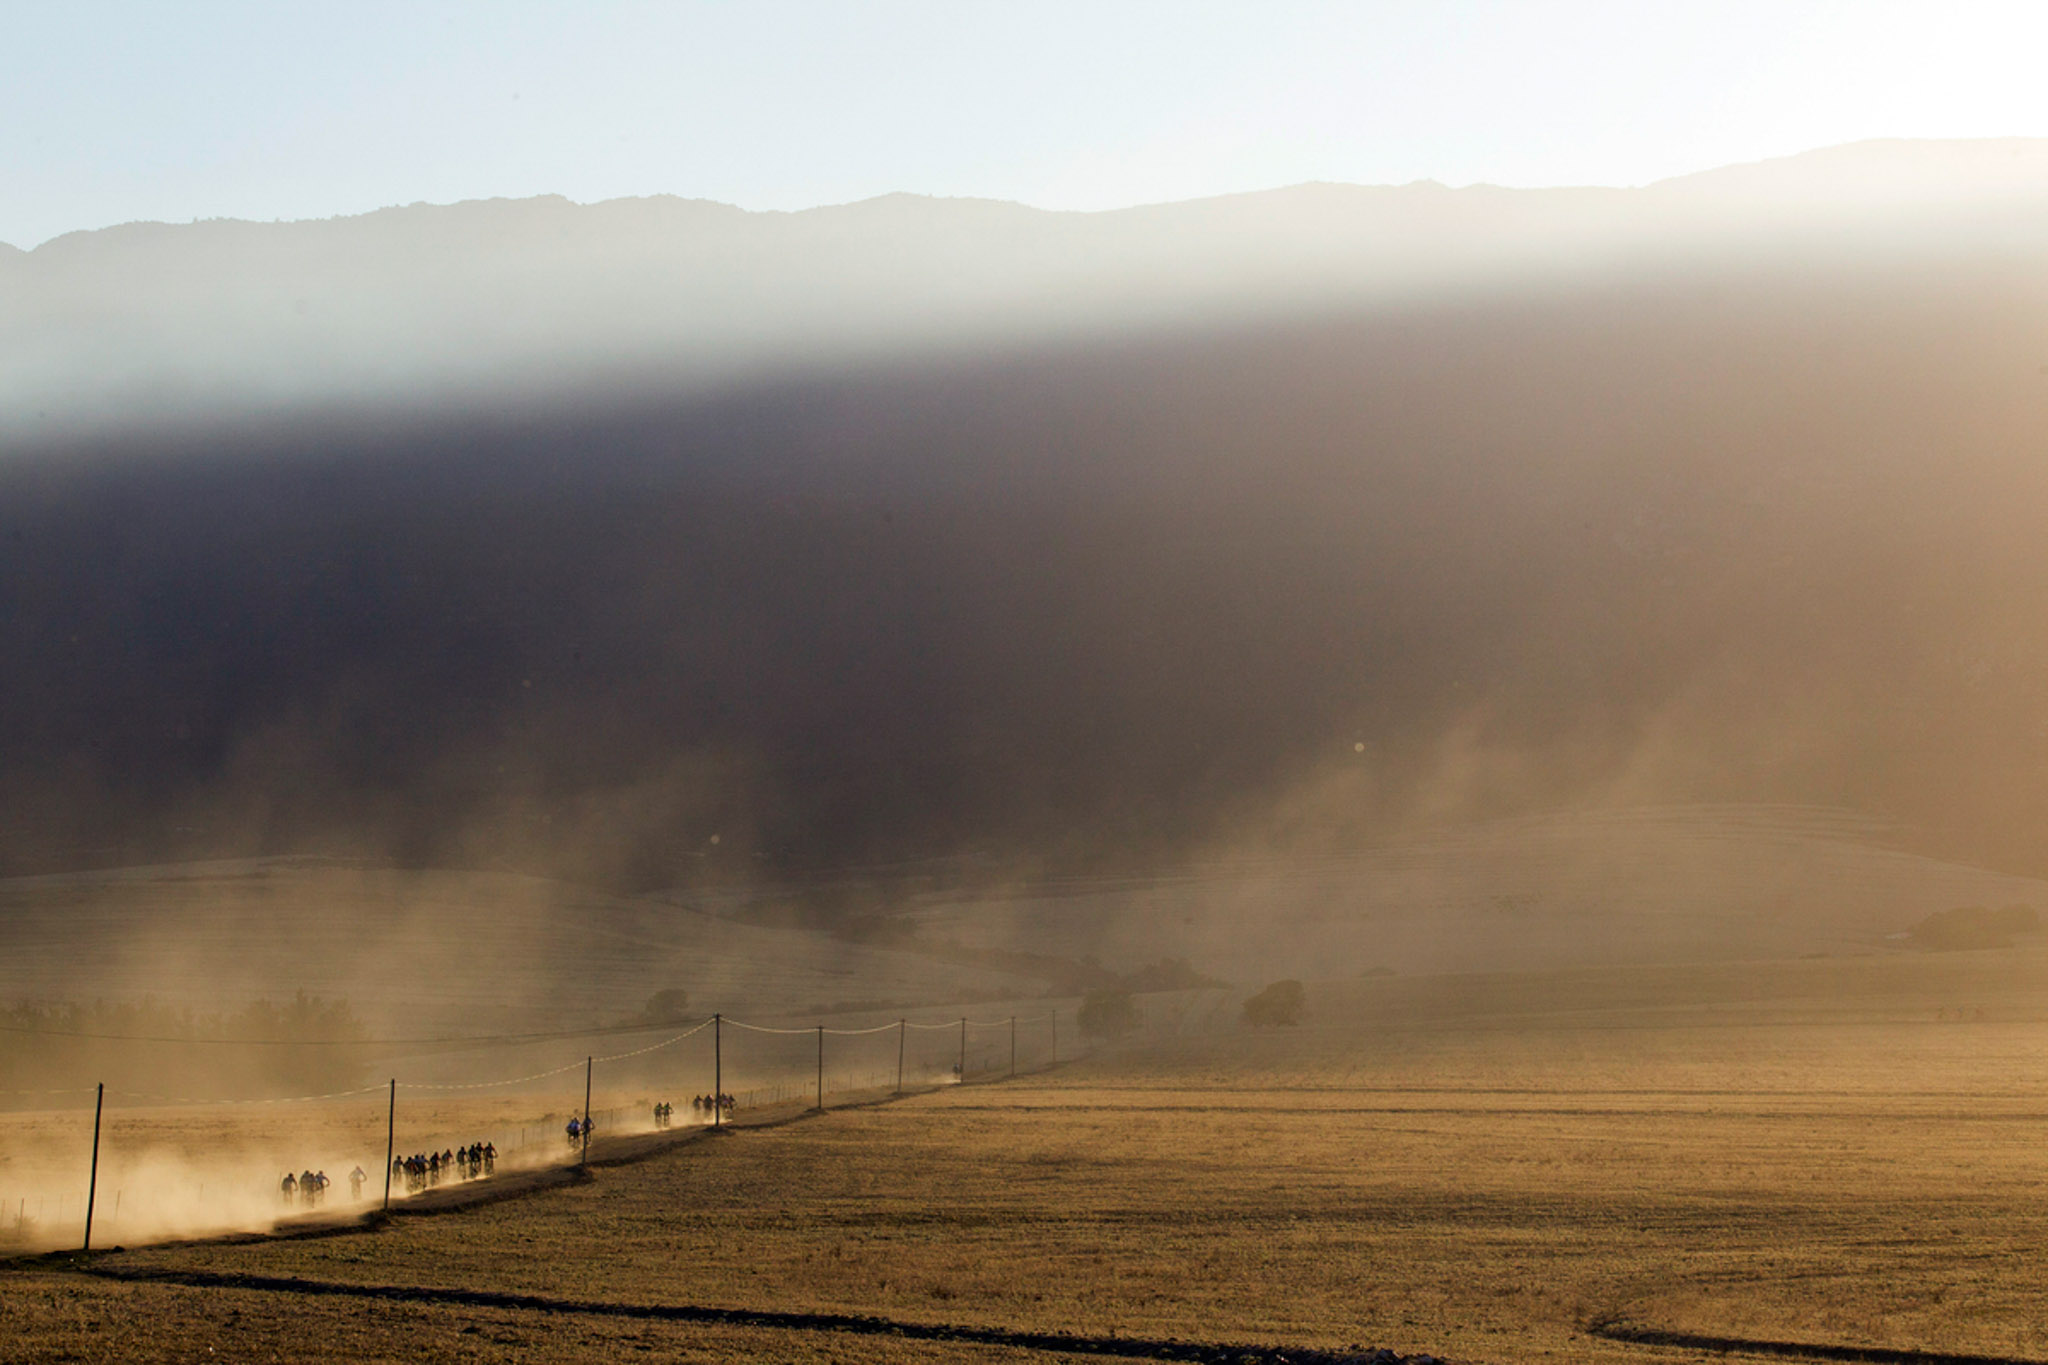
<box><xmin>85</xmin><ymin>1264</ymin><xmax>1439</xmax><ymax>1365</ymax></box>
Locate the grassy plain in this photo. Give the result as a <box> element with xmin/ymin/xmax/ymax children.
<box><xmin>14</xmin><ymin>945</ymin><xmax>2048</xmax><ymax>1363</ymax></box>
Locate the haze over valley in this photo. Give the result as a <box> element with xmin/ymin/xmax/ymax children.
<box><xmin>10</xmin><ymin>141</ymin><xmax>2048</xmax><ymax>917</ymax></box>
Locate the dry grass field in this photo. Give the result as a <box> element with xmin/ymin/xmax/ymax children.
<box><xmin>13</xmin><ymin>944</ymin><xmax>2048</xmax><ymax>1364</ymax></box>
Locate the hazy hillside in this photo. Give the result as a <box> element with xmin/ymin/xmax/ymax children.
<box><xmin>6</xmin><ymin>139</ymin><xmax>2048</xmax><ymax>903</ymax></box>
<box><xmin>899</xmin><ymin>806</ymin><xmax>2048</xmax><ymax>983</ymax></box>
<box><xmin>0</xmin><ymin>859</ymin><xmax>1040</xmax><ymax>1031</ymax></box>
<box><xmin>8</xmin><ymin>139</ymin><xmax>2048</xmax><ymax>442</ymax></box>
<box><xmin>4</xmin><ymin>806</ymin><xmax>2041</xmax><ymax>1036</ymax></box>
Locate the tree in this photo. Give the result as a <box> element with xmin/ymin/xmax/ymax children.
<box><xmin>1078</xmin><ymin>988</ymin><xmax>1138</xmax><ymax>1040</ymax></box>
<box><xmin>1242</xmin><ymin>979</ymin><xmax>1305</xmax><ymax>1027</ymax></box>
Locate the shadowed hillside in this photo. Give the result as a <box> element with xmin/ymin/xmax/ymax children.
<box><xmin>9</xmin><ymin>138</ymin><xmax>2048</xmax><ymax>442</ymax></box>
<box><xmin>6</xmin><ymin>142</ymin><xmax>2048</xmax><ymax>899</ymax></box>
<box><xmin>897</xmin><ymin>807</ymin><xmax>2048</xmax><ymax>984</ymax></box>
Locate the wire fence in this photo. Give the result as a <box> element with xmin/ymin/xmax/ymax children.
<box><xmin>0</xmin><ymin>1005</ymin><xmax>1071</xmax><ymax>1256</ymax></box>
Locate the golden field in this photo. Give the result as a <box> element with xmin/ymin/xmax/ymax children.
<box><xmin>12</xmin><ymin>944</ymin><xmax>2048</xmax><ymax>1363</ymax></box>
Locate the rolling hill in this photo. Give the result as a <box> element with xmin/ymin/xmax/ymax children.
<box><xmin>6</xmin><ymin>140</ymin><xmax>2048</xmax><ymax>950</ymax></box>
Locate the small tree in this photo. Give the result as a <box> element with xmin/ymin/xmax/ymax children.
<box><xmin>1078</xmin><ymin>988</ymin><xmax>1137</xmax><ymax>1040</ymax></box>
<box><xmin>1242</xmin><ymin>979</ymin><xmax>1305</xmax><ymax>1027</ymax></box>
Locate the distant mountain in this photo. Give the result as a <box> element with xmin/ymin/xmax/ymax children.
<box><xmin>7</xmin><ymin>141</ymin><xmax>2048</xmax><ymax>892</ymax></box>
<box><xmin>8</xmin><ymin>139</ymin><xmax>2048</xmax><ymax>443</ymax></box>
<box><xmin>1652</xmin><ymin>137</ymin><xmax>2048</xmax><ymax>206</ymax></box>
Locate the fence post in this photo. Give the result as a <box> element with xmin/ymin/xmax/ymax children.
<box><xmin>82</xmin><ymin>1082</ymin><xmax>104</xmax><ymax>1253</ymax></box>
<box><xmin>382</xmin><ymin>1078</ymin><xmax>396</xmax><ymax>1211</ymax></box>
<box><xmin>713</xmin><ymin>1014</ymin><xmax>722</xmax><ymax>1128</ymax></box>
<box><xmin>958</xmin><ymin>1017</ymin><xmax>966</xmax><ymax>1081</ymax></box>
<box><xmin>896</xmin><ymin>1019</ymin><xmax>905</xmax><ymax>1094</ymax></box>
<box><xmin>581</xmin><ymin>1057</ymin><xmax>592</xmax><ymax>1166</ymax></box>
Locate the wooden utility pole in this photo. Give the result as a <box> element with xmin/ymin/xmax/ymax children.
<box><xmin>82</xmin><ymin>1083</ymin><xmax>104</xmax><ymax>1253</ymax></box>
<box><xmin>382</xmin><ymin>1079</ymin><xmax>396</xmax><ymax>1210</ymax></box>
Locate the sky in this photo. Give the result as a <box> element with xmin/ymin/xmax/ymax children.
<box><xmin>5</xmin><ymin>0</ymin><xmax>2048</xmax><ymax>248</ymax></box>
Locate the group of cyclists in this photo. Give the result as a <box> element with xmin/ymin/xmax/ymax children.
<box><xmin>279</xmin><ymin>1169</ymin><xmax>327</xmax><ymax>1206</ymax></box>
<box><xmin>652</xmin><ymin>1095</ymin><xmax>732</xmax><ymax>1127</ymax></box>
<box><xmin>276</xmin><ymin>1092</ymin><xmax>748</xmax><ymax>1213</ymax></box>
<box><xmin>395</xmin><ymin>1141</ymin><xmax>496</xmax><ymax>1192</ymax></box>
<box><xmin>280</xmin><ymin>1165</ymin><xmax>372</xmax><ymax>1206</ymax></box>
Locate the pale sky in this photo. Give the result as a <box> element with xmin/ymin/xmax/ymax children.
<box><xmin>6</xmin><ymin>0</ymin><xmax>2048</xmax><ymax>249</ymax></box>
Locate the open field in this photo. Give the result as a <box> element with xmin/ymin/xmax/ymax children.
<box><xmin>13</xmin><ymin>946</ymin><xmax>2048</xmax><ymax>1363</ymax></box>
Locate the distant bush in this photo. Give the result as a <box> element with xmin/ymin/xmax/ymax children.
<box><xmin>1907</xmin><ymin>904</ymin><xmax>2039</xmax><ymax>952</ymax></box>
<box><xmin>1241</xmin><ymin>979</ymin><xmax>1305</xmax><ymax>1027</ymax></box>
<box><xmin>1077</xmin><ymin>989</ymin><xmax>1138</xmax><ymax>1040</ymax></box>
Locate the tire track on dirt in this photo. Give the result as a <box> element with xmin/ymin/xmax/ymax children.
<box><xmin>1591</xmin><ymin>1319</ymin><xmax>2048</xmax><ymax>1365</ymax></box>
<box><xmin>85</xmin><ymin>1265</ymin><xmax>1437</xmax><ymax>1365</ymax></box>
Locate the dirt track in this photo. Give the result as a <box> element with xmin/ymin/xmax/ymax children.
<box><xmin>37</xmin><ymin>1081</ymin><xmax>944</xmax><ymax>1254</ymax></box>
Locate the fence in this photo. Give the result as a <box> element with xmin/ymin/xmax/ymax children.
<box><xmin>0</xmin><ymin>1006</ymin><xmax>1066</xmax><ymax>1255</ymax></box>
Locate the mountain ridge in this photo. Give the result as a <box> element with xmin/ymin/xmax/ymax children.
<box><xmin>18</xmin><ymin>137</ymin><xmax>2048</xmax><ymax>254</ymax></box>
<box><xmin>12</xmin><ymin>137</ymin><xmax>2048</xmax><ymax>447</ymax></box>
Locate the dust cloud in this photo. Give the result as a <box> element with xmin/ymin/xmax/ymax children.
<box><xmin>0</xmin><ymin>1013</ymin><xmax>1041</xmax><ymax>1252</ymax></box>
<box><xmin>9</xmin><ymin>141</ymin><xmax>2048</xmax><ymax>1187</ymax></box>
<box><xmin>10</xmin><ymin>235</ymin><xmax>2048</xmax><ymax>885</ymax></box>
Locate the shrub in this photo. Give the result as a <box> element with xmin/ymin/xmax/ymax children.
<box><xmin>1242</xmin><ymin>979</ymin><xmax>1305</xmax><ymax>1027</ymax></box>
<box><xmin>1077</xmin><ymin>989</ymin><xmax>1138</xmax><ymax>1039</ymax></box>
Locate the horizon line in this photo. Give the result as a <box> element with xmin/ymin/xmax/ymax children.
<box><xmin>13</xmin><ymin>134</ymin><xmax>2048</xmax><ymax>253</ymax></box>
